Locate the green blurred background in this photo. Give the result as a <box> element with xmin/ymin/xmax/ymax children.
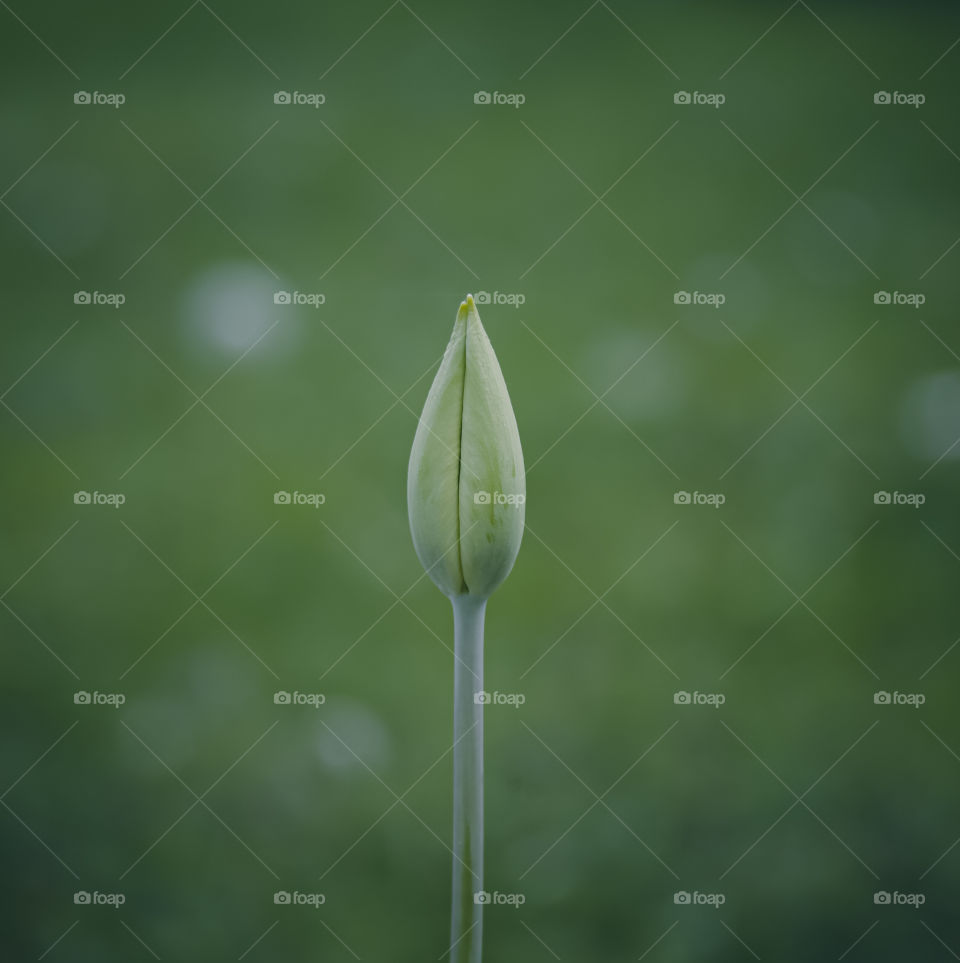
<box><xmin>2</xmin><ymin>0</ymin><xmax>960</xmax><ymax>959</ymax></box>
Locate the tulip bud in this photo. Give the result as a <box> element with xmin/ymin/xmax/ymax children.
<box><xmin>408</xmin><ymin>295</ymin><xmax>525</xmax><ymax>600</ymax></box>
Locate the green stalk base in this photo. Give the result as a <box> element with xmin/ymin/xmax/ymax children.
<box><xmin>449</xmin><ymin>593</ymin><xmax>486</xmax><ymax>963</ymax></box>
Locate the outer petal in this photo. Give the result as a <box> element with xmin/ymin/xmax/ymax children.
<box><xmin>407</xmin><ymin>308</ymin><xmax>466</xmax><ymax>597</ymax></box>
<box><xmin>458</xmin><ymin>296</ymin><xmax>525</xmax><ymax>599</ymax></box>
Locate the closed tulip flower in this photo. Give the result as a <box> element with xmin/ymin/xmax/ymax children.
<box><xmin>408</xmin><ymin>293</ymin><xmax>525</xmax><ymax>600</ymax></box>
<box><xmin>408</xmin><ymin>294</ymin><xmax>525</xmax><ymax>963</ymax></box>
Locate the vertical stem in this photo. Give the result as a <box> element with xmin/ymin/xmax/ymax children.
<box><xmin>450</xmin><ymin>593</ymin><xmax>486</xmax><ymax>963</ymax></box>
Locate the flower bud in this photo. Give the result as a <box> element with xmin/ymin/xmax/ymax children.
<box><xmin>408</xmin><ymin>295</ymin><xmax>525</xmax><ymax>599</ymax></box>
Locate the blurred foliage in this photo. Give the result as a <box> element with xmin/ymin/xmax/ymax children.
<box><xmin>2</xmin><ymin>0</ymin><xmax>960</xmax><ymax>959</ymax></box>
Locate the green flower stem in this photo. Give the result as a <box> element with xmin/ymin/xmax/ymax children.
<box><xmin>408</xmin><ymin>298</ymin><xmax>524</xmax><ymax>959</ymax></box>
<box><xmin>450</xmin><ymin>593</ymin><xmax>486</xmax><ymax>962</ymax></box>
